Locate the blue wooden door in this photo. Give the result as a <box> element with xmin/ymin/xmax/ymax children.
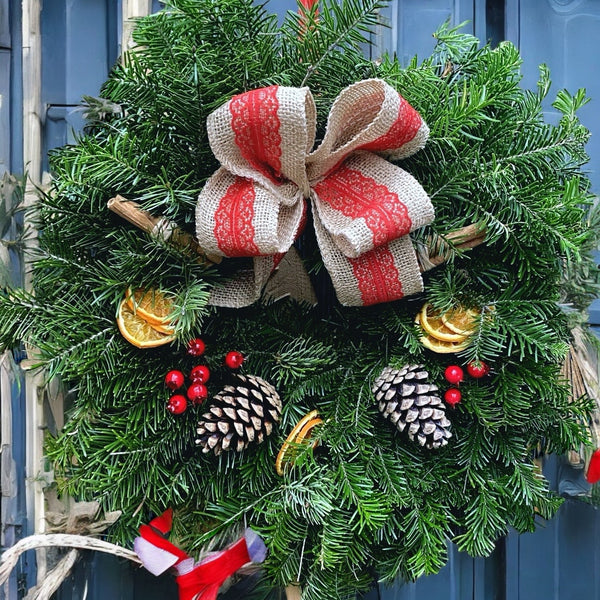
<box><xmin>4</xmin><ymin>1</ymin><xmax>600</xmax><ymax>599</ymax></box>
<box><xmin>501</xmin><ymin>5</ymin><xmax>600</xmax><ymax>598</ymax></box>
<box><xmin>0</xmin><ymin>0</ymin><xmax>11</xmax><ymax>175</ymax></box>
<box><xmin>40</xmin><ymin>0</ymin><xmax>119</xmax><ymax>171</ymax></box>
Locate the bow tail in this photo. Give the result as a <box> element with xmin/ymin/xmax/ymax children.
<box><xmin>176</xmin><ymin>580</ymin><xmax>218</xmax><ymax>600</ymax></box>
<box><xmin>311</xmin><ymin>153</ymin><xmax>434</xmax><ymax>307</ymax></box>
<box><xmin>134</xmin><ymin>510</ymin><xmax>191</xmax><ymax>576</ymax></box>
<box><xmin>136</xmin><ymin>511</ymin><xmax>268</xmax><ymax>600</ymax></box>
<box><xmin>313</xmin><ymin>216</ymin><xmax>424</xmax><ymax>306</ymax></box>
<box><xmin>208</xmin><ymin>256</ymin><xmax>275</xmax><ymax>308</ymax></box>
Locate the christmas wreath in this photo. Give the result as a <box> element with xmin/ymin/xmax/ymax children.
<box><xmin>2</xmin><ymin>0</ymin><xmax>600</xmax><ymax>598</ymax></box>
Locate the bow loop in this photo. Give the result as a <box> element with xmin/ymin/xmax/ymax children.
<box><xmin>196</xmin><ymin>78</ymin><xmax>434</xmax><ymax>307</ymax></box>
<box><xmin>312</xmin><ymin>152</ymin><xmax>432</xmax><ymax>259</ymax></box>
<box><xmin>195</xmin><ymin>170</ymin><xmax>305</xmax><ymax>258</ymax></box>
<box><xmin>306</xmin><ymin>79</ymin><xmax>429</xmax><ymax>180</ymax></box>
<box><xmin>207</xmin><ymin>85</ymin><xmax>315</xmax><ymax>194</ymax></box>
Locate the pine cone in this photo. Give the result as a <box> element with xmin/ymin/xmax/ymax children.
<box><xmin>372</xmin><ymin>365</ymin><xmax>452</xmax><ymax>449</ymax></box>
<box><xmin>196</xmin><ymin>374</ymin><xmax>282</xmax><ymax>455</ymax></box>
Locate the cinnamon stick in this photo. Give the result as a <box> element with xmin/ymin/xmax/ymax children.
<box><xmin>107</xmin><ymin>196</ymin><xmax>221</xmax><ymax>264</ymax></box>
<box><xmin>424</xmin><ymin>224</ymin><xmax>486</xmax><ymax>270</ymax></box>
<box><xmin>108</xmin><ymin>195</ymin><xmax>486</xmax><ymax>271</ymax></box>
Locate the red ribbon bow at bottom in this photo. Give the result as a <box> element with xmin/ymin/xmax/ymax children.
<box><xmin>134</xmin><ymin>509</ymin><xmax>267</xmax><ymax>600</ymax></box>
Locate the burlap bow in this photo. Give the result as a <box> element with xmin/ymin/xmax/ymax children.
<box><xmin>196</xmin><ymin>78</ymin><xmax>434</xmax><ymax>307</ymax></box>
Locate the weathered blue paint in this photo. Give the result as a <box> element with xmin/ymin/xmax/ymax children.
<box><xmin>7</xmin><ymin>0</ymin><xmax>22</xmax><ymax>175</ymax></box>
<box><xmin>3</xmin><ymin>1</ymin><xmax>600</xmax><ymax>599</ymax></box>
<box><xmin>504</xmin><ymin>455</ymin><xmax>600</xmax><ymax>600</ymax></box>
<box><xmin>0</xmin><ymin>0</ymin><xmax>9</xmax><ymax>49</ymax></box>
<box><xmin>509</xmin><ymin>0</ymin><xmax>600</xmax><ymax>327</ymax></box>
<box><xmin>0</xmin><ymin>0</ymin><xmax>10</xmax><ymax>175</ymax></box>
<box><xmin>1</xmin><ymin>3</ymin><xmax>32</xmax><ymax>599</ymax></box>
<box><xmin>0</xmin><ymin>52</ymin><xmax>10</xmax><ymax>175</ymax></box>
<box><xmin>2</xmin><ymin>374</ymin><xmax>31</xmax><ymax>600</ymax></box>
<box><xmin>40</xmin><ymin>0</ymin><xmax>118</xmax><ymax>169</ymax></box>
<box><xmin>0</xmin><ymin>0</ymin><xmax>31</xmax><ymax>600</ymax></box>
<box><xmin>377</xmin><ymin>542</ymin><xmax>504</xmax><ymax>600</ymax></box>
<box><xmin>507</xmin><ymin>0</ymin><xmax>600</xmax><ymax>193</ymax></box>
<box><xmin>41</xmin><ymin>1</ymin><xmax>115</xmax><ymax>105</ymax></box>
<box><xmin>389</xmin><ymin>0</ymin><xmax>485</xmax><ymax>65</ymax></box>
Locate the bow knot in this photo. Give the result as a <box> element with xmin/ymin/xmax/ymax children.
<box><xmin>196</xmin><ymin>78</ymin><xmax>434</xmax><ymax>307</ymax></box>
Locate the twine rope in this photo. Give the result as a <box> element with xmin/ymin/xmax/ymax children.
<box><xmin>0</xmin><ymin>534</ymin><xmax>141</xmax><ymax>587</ymax></box>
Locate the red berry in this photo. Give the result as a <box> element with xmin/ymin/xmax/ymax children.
<box><xmin>186</xmin><ymin>382</ymin><xmax>208</xmax><ymax>404</ymax></box>
<box><xmin>190</xmin><ymin>365</ymin><xmax>210</xmax><ymax>384</ymax></box>
<box><xmin>164</xmin><ymin>370</ymin><xmax>185</xmax><ymax>391</ymax></box>
<box><xmin>467</xmin><ymin>360</ymin><xmax>490</xmax><ymax>379</ymax></box>
<box><xmin>444</xmin><ymin>388</ymin><xmax>462</xmax><ymax>407</ymax></box>
<box><xmin>167</xmin><ymin>394</ymin><xmax>187</xmax><ymax>415</ymax></box>
<box><xmin>187</xmin><ymin>338</ymin><xmax>206</xmax><ymax>357</ymax></box>
<box><xmin>444</xmin><ymin>365</ymin><xmax>464</xmax><ymax>385</ymax></box>
<box><xmin>224</xmin><ymin>350</ymin><xmax>244</xmax><ymax>369</ymax></box>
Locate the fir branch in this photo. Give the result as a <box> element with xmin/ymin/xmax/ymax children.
<box><xmin>271</xmin><ymin>337</ymin><xmax>337</xmax><ymax>386</ymax></box>
<box><xmin>285</xmin><ymin>0</ymin><xmax>385</xmax><ymax>87</ymax></box>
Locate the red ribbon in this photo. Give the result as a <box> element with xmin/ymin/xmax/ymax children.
<box><xmin>175</xmin><ymin>537</ymin><xmax>252</xmax><ymax>600</ymax></box>
<box><xmin>299</xmin><ymin>0</ymin><xmax>319</xmax><ymax>27</ymax></box>
<box><xmin>586</xmin><ymin>449</ymin><xmax>600</xmax><ymax>484</ymax></box>
<box><xmin>299</xmin><ymin>0</ymin><xmax>318</xmax><ymax>10</ymax></box>
<box><xmin>134</xmin><ymin>510</ymin><xmax>267</xmax><ymax>600</ymax></box>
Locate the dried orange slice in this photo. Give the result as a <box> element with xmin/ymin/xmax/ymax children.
<box><xmin>441</xmin><ymin>306</ymin><xmax>480</xmax><ymax>335</ymax></box>
<box><xmin>295</xmin><ymin>417</ymin><xmax>323</xmax><ymax>446</ymax></box>
<box><xmin>420</xmin><ymin>332</ymin><xmax>471</xmax><ymax>354</ymax></box>
<box><xmin>126</xmin><ymin>287</ymin><xmax>176</xmax><ymax>328</ymax></box>
<box><xmin>149</xmin><ymin>322</ymin><xmax>176</xmax><ymax>336</ymax></box>
<box><xmin>117</xmin><ymin>299</ymin><xmax>175</xmax><ymax>348</ymax></box>
<box><xmin>418</xmin><ymin>303</ymin><xmax>469</xmax><ymax>343</ymax></box>
<box><xmin>276</xmin><ymin>410</ymin><xmax>323</xmax><ymax>476</ymax></box>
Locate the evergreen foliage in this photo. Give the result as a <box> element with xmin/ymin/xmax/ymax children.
<box><xmin>1</xmin><ymin>1</ymin><xmax>599</xmax><ymax>598</ymax></box>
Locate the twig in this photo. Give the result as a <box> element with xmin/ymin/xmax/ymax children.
<box><xmin>423</xmin><ymin>223</ymin><xmax>486</xmax><ymax>270</ymax></box>
<box><xmin>109</xmin><ymin>195</ymin><xmax>486</xmax><ymax>275</ymax></box>
<box><xmin>107</xmin><ymin>195</ymin><xmax>221</xmax><ymax>264</ymax></box>
<box><xmin>26</xmin><ymin>549</ymin><xmax>79</xmax><ymax>600</ymax></box>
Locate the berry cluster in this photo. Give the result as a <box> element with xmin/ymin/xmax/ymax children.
<box><xmin>443</xmin><ymin>360</ymin><xmax>490</xmax><ymax>407</ymax></box>
<box><xmin>164</xmin><ymin>338</ymin><xmax>245</xmax><ymax>415</ymax></box>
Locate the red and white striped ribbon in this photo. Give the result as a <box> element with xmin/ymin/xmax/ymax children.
<box><xmin>134</xmin><ymin>509</ymin><xmax>267</xmax><ymax>600</ymax></box>
<box><xmin>196</xmin><ymin>78</ymin><xmax>433</xmax><ymax>307</ymax></box>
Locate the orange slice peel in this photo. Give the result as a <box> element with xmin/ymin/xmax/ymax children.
<box><xmin>276</xmin><ymin>410</ymin><xmax>323</xmax><ymax>476</ymax></box>
<box><xmin>419</xmin><ymin>334</ymin><xmax>471</xmax><ymax>354</ymax></box>
<box><xmin>149</xmin><ymin>321</ymin><xmax>176</xmax><ymax>336</ymax></box>
<box><xmin>126</xmin><ymin>287</ymin><xmax>177</xmax><ymax>327</ymax></box>
<box><xmin>416</xmin><ymin>302</ymin><xmax>481</xmax><ymax>354</ymax></box>
<box><xmin>418</xmin><ymin>304</ymin><xmax>469</xmax><ymax>343</ymax></box>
